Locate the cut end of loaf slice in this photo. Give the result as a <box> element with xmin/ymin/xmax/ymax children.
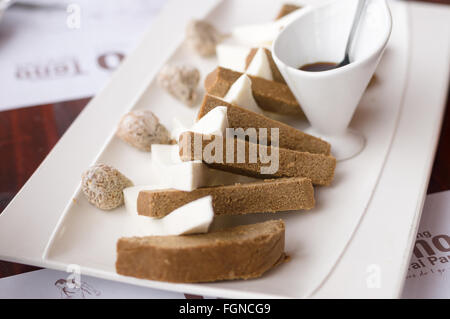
<box><xmin>116</xmin><ymin>219</ymin><xmax>287</xmax><ymax>283</ymax></box>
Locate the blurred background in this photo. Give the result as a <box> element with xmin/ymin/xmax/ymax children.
<box><xmin>0</xmin><ymin>0</ymin><xmax>166</xmax><ymax>110</ymax></box>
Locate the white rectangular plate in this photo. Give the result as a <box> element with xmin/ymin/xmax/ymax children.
<box><xmin>0</xmin><ymin>0</ymin><xmax>449</xmax><ymax>298</ymax></box>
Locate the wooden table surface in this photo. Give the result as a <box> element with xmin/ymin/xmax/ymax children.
<box><xmin>0</xmin><ymin>0</ymin><xmax>449</xmax><ymax>281</ymax></box>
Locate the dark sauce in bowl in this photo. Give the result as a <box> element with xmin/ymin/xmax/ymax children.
<box><xmin>299</xmin><ymin>62</ymin><xmax>338</xmax><ymax>72</ymax></box>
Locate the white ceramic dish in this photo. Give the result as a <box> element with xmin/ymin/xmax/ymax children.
<box><xmin>0</xmin><ymin>0</ymin><xmax>449</xmax><ymax>298</ymax></box>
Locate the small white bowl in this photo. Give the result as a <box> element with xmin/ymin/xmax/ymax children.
<box><xmin>273</xmin><ymin>0</ymin><xmax>392</xmax><ymax>160</ymax></box>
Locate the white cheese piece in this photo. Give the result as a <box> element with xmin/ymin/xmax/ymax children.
<box><xmin>124</xmin><ymin>215</ymin><xmax>164</xmax><ymax>236</ymax></box>
<box><xmin>191</xmin><ymin>105</ymin><xmax>228</xmax><ymax>136</ymax></box>
<box><xmin>232</xmin><ymin>9</ymin><xmax>304</xmax><ymax>46</ymax></box>
<box><xmin>223</xmin><ymin>74</ymin><xmax>261</xmax><ymax>114</ymax></box>
<box><xmin>171</xmin><ymin>106</ymin><xmax>228</xmax><ymax>141</ymax></box>
<box><xmin>160</xmin><ymin>161</ymin><xmax>208</xmax><ymax>191</ymax></box>
<box><xmin>151</xmin><ymin>144</ymin><xmax>209</xmax><ymax>191</ymax></box>
<box><xmin>217</xmin><ymin>44</ymin><xmax>273</xmax><ymax>80</ymax></box>
<box><xmin>246</xmin><ymin>48</ymin><xmax>273</xmax><ymax>81</ymax></box>
<box><xmin>152</xmin><ymin>107</ymin><xmax>230</xmax><ymax>191</ymax></box>
<box><xmin>122</xmin><ymin>190</ymin><xmax>214</xmax><ymax>236</ymax></box>
<box><xmin>163</xmin><ymin>196</ymin><xmax>214</xmax><ymax>235</ymax></box>
<box><xmin>216</xmin><ymin>43</ymin><xmax>251</xmax><ymax>72</ymax></box>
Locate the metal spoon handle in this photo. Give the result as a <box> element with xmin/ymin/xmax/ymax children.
<box><xmin>343</xmin><ymin>0</ymin><xmax>367</xmax><ymax>62</ymax></box>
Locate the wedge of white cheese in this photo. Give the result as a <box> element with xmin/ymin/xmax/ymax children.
<box><xmin>122</xmin><ymin>189</ymin><xmax>214</xmax><ymax>236</ymax></box>
<box><xmin>171</xmin><ymin>106</ymin><xmax>228</xmax><ymax>141</ymax></box>
<box><xmin>152</xmin><ymin>144</ymin><xmax>209</xmax><ymax>191</ymax></box>
<box><xmin>191</xmin><ymin>105</ymin><xmax>228</xmax><ymax>136</ymax></box>
<box><xmin>162</xmin><ymin>196</ymin><xmax>214</xmax><ymax>235</ymax></box>
<box><xmin>217</xmin><ymin>45</ymin><xmax>274</xmax><ymax>82</ymax></box>
<box><xmin>223</xmin><ymin>74</ymin><xmax>261</xmax><ymax>114</ymax></box>
<box><xmin>246</xmin><ymin>47</ymin><xmax>273</xmax><ymax>81</ymax></box>
<box><xmin>155</xmin><ymin>106</ymin><xmax>229</xmax><ymax>191</ymax></box>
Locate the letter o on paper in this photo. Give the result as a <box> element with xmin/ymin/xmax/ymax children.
<box><xmin>433</xmin><ymin>234</ymin><xmax>450</xmax><ymax>252</ymax></box>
